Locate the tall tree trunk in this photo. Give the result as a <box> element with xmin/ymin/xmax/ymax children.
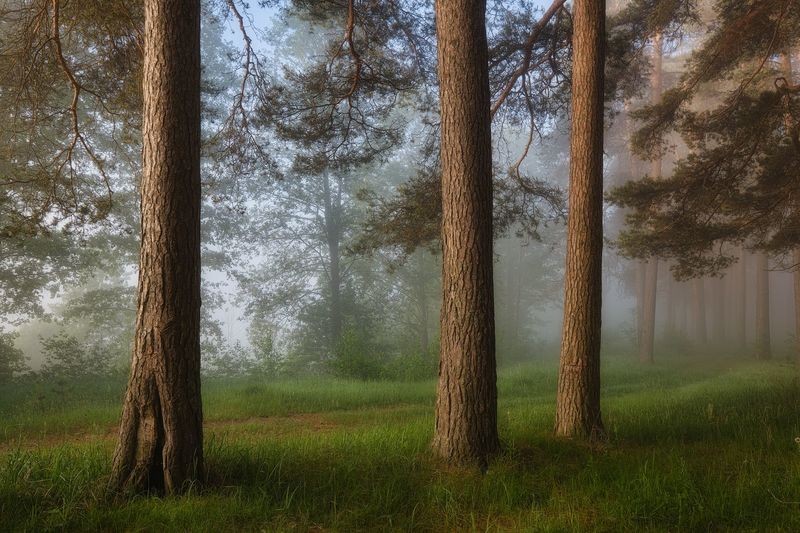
<box><xmin>782</xmin><ymin>53</ymin><xmax>799</xmax><ymax>365</ymax></box>
<box><xmin>432</xmin><ymin>0</ymin><xmax>499</xmax><ymax>465</ymax></box>
<box><xmin>693</xmin><ymin>278</ymin><xmax>707</xmax><ymax>347</ymax></box>
<box><xmin>676</xmin><ymin>281</ymin><xmax>688</xmax><ymax>338</ymax></box>
<box><xmin>640</xmin><ymin>260</ymin><xmax>658</xmax><ymax>362</ymax></box>
<box><xmin>636</xmin><ymin>261</ymin><xmax>646</xmax><ymax>348</ymax></box>
<box><xmin>755</xmin><ymin>253</ymin><xmax>771</xmax><ymax>360</ymax></box>
<box><xmin>554</xmin><ymin>0</ymin><xmax>605</xmax><ymax>440</ymax></box>
<box><xmin>415</xmin><ymin>252</ymin><xmax>430</xmax><ymax>352</ymax></box>
<box><xmin>511</xmin><ymin>245</ymin><xmax>524</xmax><ymax>357</ymax></box>
<box><xmin>794</xmin><ymin>249</ymin><xmax>800</xmax><ymax>366</ymax></box>
<box><xmin>109</xmin><ymin>0</ymin><xmax>202</xmax><ymax>495</ymax></box>
<box><xmin>735</xmin><ymin>247</ymin><xmax>747</xmax><ymax>348</ymax></box>
<box><xmin>712</xmin><ymin>276</ymin><xmax>726</xmax><ymax>343</ymax></box>
<box><xmin>665</xmin><ymin>273</ymin><xmax>676</xmax><ymax>336</ymax></box>
<box><xmin>323</xmin><ymin>171</ymin><xmax>343</xmax><ymax>348</ymax></box>
<box><xmin>638</xmin><ymin>33</ymin><xmax>663</xmax><ymax>363</ymax></box>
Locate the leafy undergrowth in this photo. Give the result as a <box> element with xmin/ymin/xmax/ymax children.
<box><xmin>2</xmin><ymin>356</ymin><xmax>800</xmax><ymax>531</ymax></box>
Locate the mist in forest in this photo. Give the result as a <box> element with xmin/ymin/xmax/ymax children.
<box><xmin>3</xmin><ymin>0</ymin><xmax>799</xmax><ymax>383</ymax></box>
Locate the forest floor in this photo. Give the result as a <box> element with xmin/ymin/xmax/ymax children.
<box><xmin>1</xmin><ymin>355</ymin><xmax>800</xmax><ymax>531</ymax></box>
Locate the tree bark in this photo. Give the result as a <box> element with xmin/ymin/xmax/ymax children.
<box><xmin>432</xmin><ymin>0</ymin><xmax>499</xmax><ymax>466</ymax></box>
<box><xmin>554</xmin><ymin>0</ymin><xmax>605</xmax><ymax>440</ymax></box>
<box><xmin>755</xmin><ymin>253</ymin><xmax>771</xmax><ymax>360</ymax></box>
<box><xmin>109</xmin><ymin>0</ymin><xmax>202</xmax><ymax>495</ymax></box>
<box><xmin>638</xmin><ymin>33</ymin><xmax>663</xmax><ymax>363</ymax></box>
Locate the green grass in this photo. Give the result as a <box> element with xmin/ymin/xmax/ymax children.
<box><xmin>2</xmin><ymin>355</ymin><xmax>800</xmax><ymax>531</ymax></box>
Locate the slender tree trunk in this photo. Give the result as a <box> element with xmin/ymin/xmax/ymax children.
<box><xmin>794</xmin><ymin>249</ymin><xmax>800</xmax><ymax>365</ymax></box>
<box><xmin>640</xmin><ymin>260</ymin><xmax>658</xmax><ymax>362</ymax></box>
<box><xmin>415</xmin><ymin>252</ymin><xmax>430</xmax><ymax>352</ymax></box>
<box><xmin>638</xmin><ymin>33</ymin><xmax>663</xmax><ymax>363</ymax></box>
<box><xmin>510</xmin><ymin>244</ymin><xmax>524</xmax><ymax>357</ymax></box>
<box><xmin>665</xmin><ymin>273</ymin><xmax>676</xmax><ymax>336</ymax></box>
<box><xmin>676</xmin><ymin>281</ymin><xmax>688</xmax><ymax>338</ymax></box>
<box><xmin>735</xmin><ymin>247</ymin><xmax>747</xmax><ymax>348</ymax></box>
<box><xmin>713</xmin><ymin>276</ymin><xmax>726</xmax><ymax>343</ymax></box>
<box><xmin>755</xmin><ymin>253</ymin><xmax>771</xmax><ymax>360</ymax></box>
<box><xmin>432</xmin><ymin>0</ymin><xmax>499</xmax><ymax>465</ymax></box>
<box><xmin>782</xmin><ymin>53</ymin><xmax>799</xmax><ymax>365</ymax></box>
<box><xmin>636</xmin><ymin>261</ymin><xmax>646</xmax><ymax>348</ymax></box>
<box><xmin>555</xmin><ymin>0</ymin><xmax>605</xmax><ymax>440</ymax></box>
<box><xmin>109</xmin><ymin>0</ymin><xmax>202</xmax><ymax>495</ymax></box>
<box><xmin>693</xmin><ymin>278</ymin><xmax>707</xmax><ymax>347</ymax></box>
<box><xmin>323</xmin><ymin>171</ymin><xmax>343</xmax><ymax>348</ymax></box>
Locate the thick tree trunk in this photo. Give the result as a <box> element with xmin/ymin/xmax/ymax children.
<box><xmin>432</xmin><ymin>0</ymin><xmax>499</xmax><ymax>465</ymax></box>
<box><xmin>638</xmin><ymin>34</ymin><xmax>663</xmax><ymax>363</ymax></box>
<box><xmin>755</xmin><ymin>253</ymin><xmax>771</xmax><ymax>360</ymax></box>
<box><xmin>109</xmin><ymin>0</ymin><xmax>202</xmax><ymax>495</ymax></box>
<box><xmin>554</xmin><ymin>0</ymin><xmax>605</xmax><ymax>440</ymax></box>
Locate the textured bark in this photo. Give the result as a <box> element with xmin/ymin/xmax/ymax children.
<box><xmin>432</xmin><ymin>0</ymin><xmax>499</xmax><ymax>465</ymax></box>
<box><xmin>755</xmin><ymin>253</ymin><xmax>771</xmax><ymax>360</ymax></box>
<box><xmin>638</xmin><ymin>34</ymin><xmax>663</xmax><ymax>363</ymax></box>
<box><xmin>554</xmin><ymin>0</ymin><xmax>605</xmax><ymax>440</ymax></box>
<box><xmin>692</xmin><ymin>278</ymin><xmax>707</xmax><ymax>346</ymax></box>
<box><xmin>108</xmin><ymin>0</ymin><xmax>203</xmax><ymax>495</ymax></box>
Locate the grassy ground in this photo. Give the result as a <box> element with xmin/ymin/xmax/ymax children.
<box><xmin>2</xmin><ymin>355</ymin><xmax>800</xmax><ymax>531</ymax></box>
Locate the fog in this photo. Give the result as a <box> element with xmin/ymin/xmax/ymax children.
<box><xmin>2</xmin><ymin>0</ymin><xmax>799</xmax><ymax>381</ymax></box>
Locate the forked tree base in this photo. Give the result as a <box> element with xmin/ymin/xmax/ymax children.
<box><xmin>108</xmin><ymin>375</ymin><xmax>203</xmax><ymax>495</ymax></box>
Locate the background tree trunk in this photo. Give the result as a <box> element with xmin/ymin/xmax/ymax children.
<box><xmin>794</xmin><ymin>249</ymin><xmax>800</xmax><ymax>365</ymax></box>
<box><xmin>712</xmin><ymin>277</ymin><xmax>726</xmax><ymax>343</ymax></box>
<box><xmin>555</xmin><ymin>0</ymin><xmax>605</xmax><ymax>440</ymax></box>
<box><xmin>755</xmin><ymin>253</ymin><xmax>771</xmax><ymax>360</ymax></box>
<box><xmin>323</xmin><ymin>171</ymin><xmax>344</xmax><ymax>348</ymax></box>
<box><xmin>693</xmin><ymin>278</ymin><xmax>707</xmax><ymax>347</ymax></box>
<box><xmin>638</xmin><ymin>33</ymin><xmax>663</xmax><ymax>363</ymax></box>
<box><xmin>415</xmin><ymin>252</ymin><xmax>430</xmax><ymax>352</ymax></box>
<box><xmin>109</xmin><ymin>0</ymin><xmax>202</xmax><ymax>495</ymax></box>
<box><xmin>432</xmin><ymin>0</ymin><xmax>500</xmax><ymax>466</ymax></box>
<box><xmin>735</xmin><ymin>248</ymin><xmax>747</xmax><ymax>348</ymax></box>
